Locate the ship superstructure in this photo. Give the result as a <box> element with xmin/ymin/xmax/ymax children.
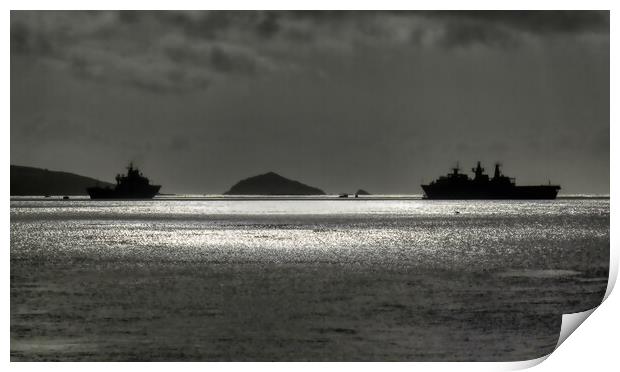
<box><xmin>421</xmin><ymin>162</ymin><xmax>560</xmax><ymax>199</ymax></box>
<box><xmin>87</xmin><ymin>163</ymin><xmax>161</xmax><ymax>199</ymax></box>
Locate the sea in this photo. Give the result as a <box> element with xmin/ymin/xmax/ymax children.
<box><xmin>10</xmin><ymin>196</ymin><xmax>609</xmax><ymax>361</ymax></box>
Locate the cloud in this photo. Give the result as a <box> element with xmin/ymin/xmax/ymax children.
<box><xmin>68</xmin><ymin>44</ymin><xmax>213</xmax><ymax>93</ymax></box>
<box><xmin>269</xmin><ymin>10</ymin><xmax>609</xmax><ymax>48</ymax></box>
<box><xmin>161</xmin><ymin>34</ymin><xmax>275</xmax><ymax>76</ymax></box>
<box><xmin>11</xmin><ymin>11</ymin><xmax>609</xmax><ymax>93</ymax></box>
<box><xmin>434</xmin><ymin>18</ymin><xmax>520</xmax><ymax>48</ymax></box>
<box><xmin>10</xmin><ymin>11</ymin><xmax>275</xmax><ymax>93</ymax></box>
<box><xmin>418</xmin><ymin>10</ymin><xmax>609</xmax><ymax>48</ymax></box>
<box><xmin>429</xmin><ymin>11</ymin><xmax>609</xmax><ymax>35</ymax></box>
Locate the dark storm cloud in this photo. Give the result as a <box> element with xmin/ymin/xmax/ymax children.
<box><xmin>435</xmin><ymin>20</ymin><xmax>520</xmax><ymax>48</ymax></box>
<box><xmin>153</xmin><ymin>11</ymin><xmax>283</xmax><ymax>40</ymax></box>
<box><xmin>11</xmin><ymin>10</ymin><xmax>609</xmax><ymax>93</ymax></box>
<box><xmin>420</xmin><ymin>10</ymin><xmax>609</xmax><ymax>48</ymax></box>
<box><xmin>10</xmin><ymin>11</ymin><xmax>274</xmax><ymax>93</ymax></box>
<box><xmin>201</xmin><ymin>10</ymin><xmax>609</xmax><ymax>47</ymax></box>
<box><xmin>429</xmin><ymin>11</ymin><xmax>609</xmax><ymax>35</ymax></box>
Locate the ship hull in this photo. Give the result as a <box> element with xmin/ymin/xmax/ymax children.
<box><xmin>87</xmin><ymin>185</ymin><xmax>161</xmax><ymax>199</ymax></box>
<box><xmin>421</xmin><ymin>185</ymin><xmax>560</xmax><ymax>200</ymax></box>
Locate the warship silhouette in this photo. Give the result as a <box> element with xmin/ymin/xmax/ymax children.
<box><xmin>87</xmin><ymin>163</ymin><xmax>161</xmax><ymax>199</ymax></box>
<box><xmin>421</xmin><ymin>162</ymin><xmax>560</xmax><ymax>199</ymax></box>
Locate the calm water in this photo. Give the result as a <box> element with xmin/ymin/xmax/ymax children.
<box><xmin>10</xmin><ymin>197</ymin><xmax>609</xmax><ymax>361</ymax></box>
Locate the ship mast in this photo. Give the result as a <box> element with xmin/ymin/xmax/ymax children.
<box><xmin>451</xmin><ymin>161</ymin><xmax>460</xmax><ymax>175</ymax></box>
<box><xmin>472</xmin><ymin>161</ymin><xmax>484</xmax><ymax>180</ymax></box>
<box><xmin>494</xmin><ymin>163</ymin><xmax>502</xmax><ymax>180</ymax></box>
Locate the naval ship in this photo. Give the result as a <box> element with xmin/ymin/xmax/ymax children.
<box><xmin>87</xmin><ymin>163</ymin><xmax>161</xmax><ymax>199</ymax></box>
<box><xmin>421</xmin><ymin>162</ymin><xmax>560</xmax><ymax>199</ymax></box>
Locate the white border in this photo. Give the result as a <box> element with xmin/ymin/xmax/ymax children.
<box><xmin>4</xmin><ymin>2</ymin><xmax>616</xmax><ymax>371</ymax></box>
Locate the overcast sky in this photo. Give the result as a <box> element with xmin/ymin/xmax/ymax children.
<box><xmin>11</xmin><ymin>11</ymin><xmax>609</xmax><ymax>194</ymax></box>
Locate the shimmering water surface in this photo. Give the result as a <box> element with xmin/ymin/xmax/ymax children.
<box><xmin>10</xmin><ymin>197</ymin><xmax>609</xmax><ymax>361</ymax></box>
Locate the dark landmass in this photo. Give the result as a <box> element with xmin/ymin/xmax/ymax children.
<box><xmin>11</xmin><ymin>165</ymin><xmax>113</xmax><ymax>196</ymax></box>
<box><xmin>356</xmin><ymin>189</ymin><xmax>371</xmax><ymax>195</ymax></box>
<box><xmin>224</xmin><ymin>172</ymin><xmax>325</xmax><ymax>195</ymax></box>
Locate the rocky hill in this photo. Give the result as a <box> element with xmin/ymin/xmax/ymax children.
<box><xmin>11</xmin><ymin>165</ymin><xmax>113</xmax><ymax>196</ymax></box>
<box><xmin>224</xmin><ymin>172</ymin><xmax>325</xmax><ymax>195</ymax></box>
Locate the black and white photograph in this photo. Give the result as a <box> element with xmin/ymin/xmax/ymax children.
<box><xmin>9</xmin><ymin>9</ymin><xmax>610</xmax><ymax>362</ymax></box>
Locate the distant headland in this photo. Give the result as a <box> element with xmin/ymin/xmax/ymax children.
<box><xmin>224</xmin><ymin>172</ymin><xmax>325</xmax><ymax>195</ymax></box>
<box><xmin>10</xmin><ymin>165</ymin><xmax>113</xmax><ymax>196</ymax></box>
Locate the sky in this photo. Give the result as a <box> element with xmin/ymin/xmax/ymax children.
<box><xmin>10</xmin><ymin>11</ymin><xmax>609</xmax><ymax>194</ymax></box>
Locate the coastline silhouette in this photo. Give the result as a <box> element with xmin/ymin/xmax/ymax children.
<box><xmin>11</xmin><ymin>162</ymin><xmax>564</xmax><ymax>199</ymax></box>
<box><xmin>10</xmin><ymin>165</ymin><xmax>113</xmax><ymax>196</ymax></box>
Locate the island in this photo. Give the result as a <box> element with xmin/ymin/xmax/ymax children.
<box><xmin>11</xmin><ymin>165</ymin><xmax>114</xmax><ymax>196</ymax></box>
<box><xmin>224</xmin><ymin>172</ymin><xmax>325</xmax><ymax>195</ymax></box>
<box><xmin>355</xmin><ymin>189</ymin><xmax>371</xmax><ymax>196</ymax></box>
